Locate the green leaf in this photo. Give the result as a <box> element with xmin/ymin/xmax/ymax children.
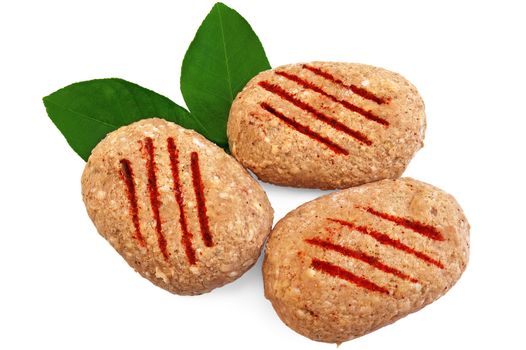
<box><xmin>43</xmin><ymin>78</ymin><xmax>199</xmax><ymax>161</ymax></box>
<box><xmin>181</xmin><ymin>2</ymin><xmax>271</xmax><ymax>147</ymax></box>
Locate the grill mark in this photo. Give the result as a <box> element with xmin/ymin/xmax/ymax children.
<box><xmin>190</xmin><ymin>152</ymin><xmax>213</xmax><ymax>247</ymax></box>
<box><xmin>144</xmin><ymin>137</ymin><xmax>170</xmax><ymax>261</ymax></box>
<box><xmin>328</xmin><ymin>218</ymin><xmax>444</xmax><ymax>269</ymax></box>
<box><xmin>275</xmin><ymin>71</ymin><xmax>389</xmax><ymax>126</ymax></box>
<box><xmin>305</xmin><ymin>237</ymin><xmax>419</xmax><ymax>283</ymax></box>
<box><xmin>260</xmin><ymin>102</ymin><xmax>348</xmax><ymax>155</ymax></box>
<box><xmin>167</xmin><ymin>138</ymin><xmax>196</xmax><ymax>265</ymax></box>
<box><xmin>311</xmin><ymin>258</ymin><xmax>389</xmax><ymax>294</ymax></box>
<box><xmin>258</xmin><ymin>81</ymin><xmax>372</xmax><ymax>146</ymax></box>
<box><xmin>119</xmin><ymin>159</ymin><xmax>147</xmax><ymax>248</ymax></box>
<box><xmin>302</xmin><ymin>64</ymin><xmax>388</xmax><ymax>105</ymax></box>
<box><xmin>361</xmin><ymin>207</ymin><xmax>445</xmax><ymax>241</ymax></box>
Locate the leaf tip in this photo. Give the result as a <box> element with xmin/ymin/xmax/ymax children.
<box><xmin>213</xmin><ymin>2</ymin><xmax>229</xmax><ymax>9</ymax></box>
<box><xmin>42</xmin><ymin>94</ymin><xmax>54</xmax><ymax>115</ymax></box>
<box><xmin>212</xmin><ymin>2</ymin><xmax>237</xmax><ymax>15</ymax></box>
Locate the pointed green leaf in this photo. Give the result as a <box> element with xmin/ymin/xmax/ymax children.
<box><xmin>181</xmin><ymin>2</ymin><xmax>271</xmax><ymax>147</ymax></box>
<box><xmin>43</xmin><ymin>78</ymin><xmax>199</xmax><ymax>161</ymax></box>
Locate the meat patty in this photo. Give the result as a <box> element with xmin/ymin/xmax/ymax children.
<box><xmin>82</xmin><ymin>118</ymin><xmax>274</xmax><ymax>295</ymax></box>
<box><xmin>263</xmin><ymin>178</ymin><xmax>469</xmax><ymax>343</ymax></box>
<box><xmin>228</xmin><ymin>62</ymin><xmax>426</xmax><ymax>189</ymax></box>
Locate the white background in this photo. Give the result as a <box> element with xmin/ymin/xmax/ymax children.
<box><xmin>1</xmin><ymin>0</ymin><xmax>525</xmax><ymax>349</ymax></box>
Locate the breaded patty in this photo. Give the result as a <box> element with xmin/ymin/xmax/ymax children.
<box><xmin>263</xmin><ymin>178</ymin><xmax>469</xmax><ymax>343</ymax></box>
<box><xmin>82</xmin><ymin>118</ymin><xmax>274</xmax><ymax>295</ymax></box>
<box><xmin>228</xmin><ymin>62</ymin><xmax>426</xmax><ymax>189</ymax></box>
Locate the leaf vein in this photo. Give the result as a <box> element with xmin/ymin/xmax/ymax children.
<box><xmin>44</xmin><ymin>99</ymin><xmax>118</xmax><ymax>129</ymax></box>
<box><xmin>217</xmin><ymin>5</ymin><xmax>234</xmax><ymax>101</ymax></box>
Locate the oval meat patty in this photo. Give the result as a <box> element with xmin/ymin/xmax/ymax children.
<box><xmin>263</xmin><ymin>178</ymin><xmax>469</xmax><ymax>343</ymax></box>
<box><xmin>228</xmin><ymin>62</ymin><xmax>426</xmax><ymax>189</ymax></box>
<box><xmin>82</xmin><ymin>118</ymin><xmax>273</xmax><ymax>295</ymax></box>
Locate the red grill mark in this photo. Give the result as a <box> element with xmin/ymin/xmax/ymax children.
<box><xmin>119</xmin><ymin>159</ymin><xmax>147</xmax><ymax>248</ymax></box>
<box><xmin>311</xmin><ymin>258</ymin><xmax>389</xmax><ymax>294</ymax></box>
<box><xmin>305</xmin><ymin>237</ymin><xmax>419</xmax><ymax>283</ymax></box>
<box><xmin>258</xmin><ymin>81</ymin><xmax>372</xmax><ymax>146</ymax></box>
<box><xmin>144</xmin><ymin>137</ymin><xmax>170</xmax><ymax>261</ymax></box>
<box><xmin>328</xmin><ymin>218</ymin><xmax>444</xmax><ymax>269</ymax></box>
<box><xmin>260</xmin><ymin>102</ymin><xmax>348</xmax><ymax>155</ymax></box>
<box><xmin>167</xmin><ymin>138</ymin><xmax>196</xmax><ymax>265</ymax></box>
<box><xmin>361</xmin><ymin>207</ymin><xmax>445</xmax><ymax>241</ymax></box>
<box><xmin>190</xmin><ymin>152</ymin><xmax>213</xmax><ymax>247</ymax></box>
<box><xmin>303</xmin><ymin>64</ymin><xmax>389</xmax><ymax>105</ymax></box>
<box><xmin>275</xmin><ymin>71</ymin><xmax>389</xmax><ymax>126</ymax></box>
